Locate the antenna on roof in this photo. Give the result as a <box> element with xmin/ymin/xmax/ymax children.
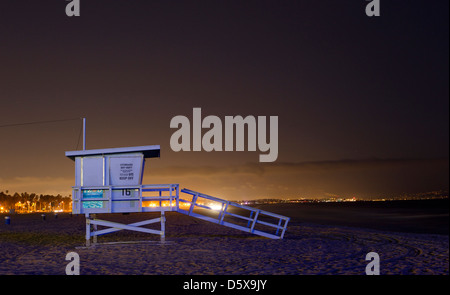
<box><xmin>83</xmin><ymin>117</ymin><xmax>86</xmax><ymax>151</ymax></box>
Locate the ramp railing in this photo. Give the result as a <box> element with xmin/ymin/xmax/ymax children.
<box><xmin>177</xmin><ymin>188</ymin><xmax>289</xmax><ymax>239</ymax></box>
<box><xmin>141</xmin><ymin>184</ymin><xmax>180</xmax><ymax>212</ymax></box>
<box><xmin>72</xmin><ymin>184</ymin><xmax>180</xmax><ymax>214</ymax></box>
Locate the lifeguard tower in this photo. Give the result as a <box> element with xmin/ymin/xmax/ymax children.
<box><xmin>66</xmin><ymin>144</ymin><xmax>289</xmax><ymax>246</ymax></box>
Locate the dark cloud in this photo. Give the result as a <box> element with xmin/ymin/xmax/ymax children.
<box><xmin>145</xmin><ymin>158</ymin><xmax>448</xmax><ymax>199</ymax></box>
<box><xmin>149</xmin><ymin>157</ymin><xmax>448</xmax><ymax>176</ymax></box>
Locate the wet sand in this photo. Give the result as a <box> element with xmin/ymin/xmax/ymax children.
<box><xmin>0</xmin><ymin>204</ymin><xmax>448</xmax><ymax>275</ymax></box>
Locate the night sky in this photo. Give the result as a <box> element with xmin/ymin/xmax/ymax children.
<box><xmin>0</xmin><ymin>0</ymin><xmax>448</xmax><ymax>199</ymax></box>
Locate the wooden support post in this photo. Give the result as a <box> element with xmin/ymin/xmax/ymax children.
<box><xmin>175</xmin><ymin>185</ymin><xmax>180</xmax><ymax>210</ymax></box>
<box><xmin>85</xmin><ymin>213</ymin><xmax>91</xmax><ymax>247</ymax></box>
<box><xmin>280</xmin><ymin>218</ymin><xmax>289</xmax><ymax>239</ymax></box>
<box><xmin>250</xmin><ymin>210</ymin><xmax>260</xmax><ymax>233</ymax></box>
<box><xmin>247</xmin><ymin>211</ymin><xmax>254</xmax><ymax>228</ymax></box>
<box><xmin>188</xmin><ymin>194</ymin><xmax>198</xmax><ymax>216</ymax></box>
<box><xmin>276</xmin><ymin>218</ymin><xmax>282</xmax><ymax>236</ymax></box>
<box><xmin>216</xmin><ymin>202</ymin><xmax>225</xmax><ymax>223</ymax></box>
<box><xmin>168</xmin><ymin>186</ymin><xmax>171</xmax><ymax>208</ymax></box>
<box><xmin>139</xmin><ymin>186</ymin><xmax>143</xmax><ymax>211</ymax></box>
<box><xmin>159</xmin><ymin>190</ymin><xmax>162</xmax><ymax>207</ymax></box>
<box><xmin>160</xmin><ymin>211</ymin><xmax>166</xmax><ymax>244</ymax></box>
<box><xmin>92</xmin><ymin>214</ymin><xmax>97</xmax><ymax>244</ymax></box>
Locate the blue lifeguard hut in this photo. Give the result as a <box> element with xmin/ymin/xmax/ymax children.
<box><xmin>66</xmin><ymin>145</ymin><xmax>181</xmax><ymax>245</ymax></box>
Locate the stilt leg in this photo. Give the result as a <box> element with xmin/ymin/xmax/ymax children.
<box><xmin>85</xmin><ymin>213</ymin><xmax>91</xmax><ymax>247</ymax></box>
<box><xmin>92</xmin><ymin>214</ymin><xmax>97</xmax><ymax>244</ymax></box>
<box><xmin>160</xmin><ymin>211</ymin><xmax>166</xmax><ymax>244</ymax></box>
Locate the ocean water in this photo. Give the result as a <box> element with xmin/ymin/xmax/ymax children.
<box><xmin>256</xmin><ymin>199</ymin><xmax>449</xmax><ymax>235</ymax></box>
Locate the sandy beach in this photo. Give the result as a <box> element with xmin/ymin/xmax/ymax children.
<box><xmin>0</xmin><ymin>201</ymin><xmax>448</xmax><ymax>275</ymax></box>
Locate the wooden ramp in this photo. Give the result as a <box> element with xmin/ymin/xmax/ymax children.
<box><xmin>177</xmin><ymin>188</ymin><xmax>289</xmax><ymax>239</ymax></box>
<box><xmin>81</xmin><ymin>184</ymin><xmax>289</xmax><ymax>246</ymax></box>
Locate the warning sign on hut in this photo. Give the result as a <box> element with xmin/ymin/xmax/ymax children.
<box><xmin>109</xmin><ymin>156</ymin><xmax>143</xmax><ymax>186</ymax></box>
